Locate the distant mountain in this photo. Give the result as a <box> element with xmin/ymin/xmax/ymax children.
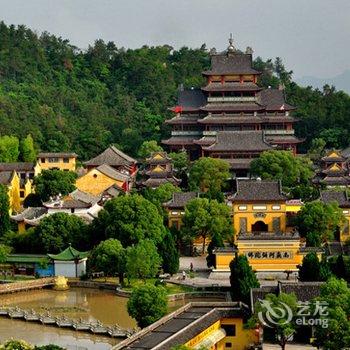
<box><xmin>297</xmin><ymin>70</ymin><xmax>350</xmax><ymax>94</ymax></box>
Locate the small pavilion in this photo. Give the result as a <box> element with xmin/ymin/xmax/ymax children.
<box><xmin>48</xmin><ymin>245</ymin><xmax>89</xmax><ymax>278</ymax></box>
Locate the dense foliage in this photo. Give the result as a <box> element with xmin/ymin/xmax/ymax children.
<box><xmin>298</xmin><ymin>252</ymin><xmax>331</xmax><ymax>282</ymax></box>
<box><xmin>127</xmin><ymin>284</ymin><xmax>168</xmax><ymax>328</ymax></box>
<box><xmin>1</xmin><ymin>22</ymin><xmax>348</xmax><ymax>160</ymax></box>
<box><xmin>89</xmin><ymin>238</ymin><xmax>126</xmax><ymax>282</ymax></box>
<box><xmin>229</xmin><ymin>254</ymin><xmax>260</xmax><ymax>304</ymax></box>
<box><xmin>250</xmin><ymin>150</ymin><xmax>313</xmax><ymax>188</ymax></box>
<box><xmin>182</xmin><ymin>198</ymin><xmax>232</xmax><ymax>254</ymax></box>
<box><xmin>33</xmin><ymin>170</ymin><xmax>77</xmax><ymax>201</ymax></box>
<box><xmin>0</xmin><ymin>184</ymin><xmax>10</xmax><ymax>237</ymax></box>
<box><xmin>296</xmin><ymin>201</ymin><xmax>344</xmax><ymax>246</ymax></box>
<box><xmin>92</xmin><ymin>194</ymin><xmax>167</xmax><ymax>247</ymax></box>
<box><xmin>312</xmin><ymin>278</ymin><xmax>350</xmax><ymax>349</ymax></box>
<box><xmin>158</xmin><ymin>230</ymin><xmax>179</xmax><ymax>275</ymax></box>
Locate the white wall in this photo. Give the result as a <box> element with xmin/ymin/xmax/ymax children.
<box><xmin>54</xmin><ymin>259</ymin><xmax>87</xmax><ymax>277</ymax></box>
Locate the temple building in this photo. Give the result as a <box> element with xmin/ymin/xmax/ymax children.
<box><xmin>213</xmin><ymin>179</ymin><xmax>316</xmax><ymax>275</ymax></box>
<box><xmin>37</xmin><ymin>152</ymin><xmax>78</xmax><ymax>172</ymax></box>
<box><xmin>84</xmin><ymin>145</ymin><xmax>137</xmax><ymax>177</ymax></box>
<box><xmin>142</xmin><ymin>152</ymin><xmax>180</xmax><ymax>188</ymax></box>
<box><xmin>320</xmin><ymin>190</ymin><xmax>350</xmax><ymax>243</ymax></box>
<box><xmin>313</xmin><ymin>150</ymin><xmax>350</xmax><ymax>187</ymax></box>
<box><xmin>114</xmin><ymin>302</ymin><xmax>261</xmax><ymax>350</ymax></box>
<box><xmin>162</xmin><ymin>36</ymin><xmax>302</xmax><ymax>174</ymax></box>
<box><xmin>163</xmin><ymin>191</ymin><xmax>199</xmax><ymax>229</ymax></box>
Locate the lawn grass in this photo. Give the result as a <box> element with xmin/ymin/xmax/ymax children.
<box><xmin>122</xmin><ymin>278</ymin><xmax>194</xmax><ymax>294</ymax></box>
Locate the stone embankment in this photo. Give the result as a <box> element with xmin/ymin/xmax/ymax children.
<box><xmin>0</xmin><ymin>278</ymin><xmax>55</xmax><ymax>294</ymax></box>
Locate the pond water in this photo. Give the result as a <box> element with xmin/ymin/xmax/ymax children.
<box><xmin>0</xmin><ymin>287</ymin><xmax>221</xmax><ymax>350</ymax></box>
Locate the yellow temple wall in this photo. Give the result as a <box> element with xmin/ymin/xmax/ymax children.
<box><xmin>76</xmin><ymin>168</ymin><xmax>124</xmax><ymax>196</ymax></box>
<box><xmin>38</xmin><ymin>156</ymin><xmax>76</xmax><ymax>171</ymax></box>
<box><xmin>233</xmin><ymin>202</ymin><xmax>287</xmax><ymax>235</ymax></box>
<box><xmin>340</xmin><ymin>210</ymin><xmax>350</xmax><ymax>243</ymax></box>
<box><xmin>7</xmin><ymin>172</ymin><xmax>21</xmax><ymax>214</ymax></box>
<box><xmin>185</xmin><ymin>318</ymin><xmax>258</xmax><ymax>350</ymax></box>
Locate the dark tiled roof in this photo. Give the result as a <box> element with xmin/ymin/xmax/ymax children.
<box><xmin>232</xmin><ymin>179</ymin><xmax>287</xmax><ymax>202</ymax></box>
<box><xmin>266</xmin><ymin>135</ymin><xmax>304</xmax><ymax>144</ymax></box>
<box><xmin>251</xmin><ymin>286</ymin><xmax>278</xmax><ymax>309</ymax></box>
<box><xmin>320</xmin><ymin>190</ymin><xmax>350</xmax><ymax>207</ymax></box>
<box><xmin>325</xmin><ymin>242</ymin><xmax>344</xmax><ymax>256</ymax></box>
<box><xmin>0</xmin><ymin>171</ymin><xmax>14</xmax><ymax>185</ymax></box>
<box><xmin>202</xmin><ymin>82</ymin><xmax>262</xmax><ymax>92</ymax></box>
<box><xmin>258</xmin><ymin>89</ymin><xmax>295</xmax><ymax>111</ymax></box>
<box><xmin>163</xmin><ymin>192</ymin><xmax>198</xmax><ymax>209</ymax></box>
<box><xmin>164</xmin><ymin>116</ymin><xmax>199</xmax><ymax>125</ymax></box>
<box><xmin>115</xmin><ymin>302</ymin><xmax>251</xmax><ymax>350</ymax></box>
<box><xmin>322</xmin><ymin>176</ymin><xmax>350</xmax><ymax>185</ymax></box>
<box><xmin>203</xmin><ymin>131</ymin><xmax>272</xmax><ymax>152</ymax></box>
<box><xmin>96</xmin><ymin>164</ymin><xmax>130</xmax><ymax>182</ymax></box>
<box><xmin>11</xmin><ymin>207</ymin><xmax>47</xmax><ymax>222</ymax></box>
<box><xmin>201</xmin><ymin>103</ymin><xmax>264</xmax><ymax>112</ymax></box>
<box><xmin>175</xmin><ymin>89</ymin><xmax>206</xmax><ymax>111</ymax></box>
<box><xmin>193</xmin><ymin>137</ymin><xmax>216</xmax><ymax>146</ymax></box>
<box><xmin>84</xmin><ymin>146</ymin><xmax>136</xmax><ymax>167</ymax></box>
<box><xmin>224</xmin><ymin>158</ymin><xmax>254</xmax><ymax>170</ymax></box>
<box><xmin>203</xmin><ymin>53</ymin><xmax>260</xmax><ymax>75</ymax></box>
<box><xmin>0</xmin><ymin>162</ymin><xmax>35</xmax><ymax>172</ymax></box>
<box><xmin>237</xmin><ymin>233</ymin><xmax>300</xmax><ymax>241</ymax></box>
<box><xmin>143</xmin><ymin>177</ymin><xmax>179</xmax><ymax>188</ymax></box>
<box><xmin>103</xmin><ymin>184</ymin><xmax>123</xmax><ymax>198</ymax></box>
<box><xmin>199</xmin><ymin>115</ymin><xmax>263</xmax><ymax>124</ymax></box>
<box><xmin>278</xmin><ymin>281</ymin><xmax>324</xmax><ymax>302</ymax></box>
<box><xmin>37</xmin><ymin>152</ymin><xmax>78</xmax><ymax>158</ymax></box>
<box><xmin>341</xmin><ymin>146</ymin><xmax>350</xmax><ymax>158</ymax></box>
<box><xmin>162</xmin><ymin>137</ymin><xmax>199</xmax><ymax>146</ymax></box>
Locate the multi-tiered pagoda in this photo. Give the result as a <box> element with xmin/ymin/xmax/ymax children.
<box><xmin>163</xmin><ymin>36</ymin><xmax>302</xmax><ymax>176</ymax></box>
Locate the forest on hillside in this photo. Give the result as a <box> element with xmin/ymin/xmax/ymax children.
<box><xmin>0</xmin><ymin>22</ymin><xmax>350</xmax><ymax>160</ymax></box>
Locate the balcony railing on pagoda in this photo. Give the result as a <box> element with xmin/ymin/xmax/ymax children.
<box><xmin>207</xmin><ymin>96</ymin><xmax>257</xmax><ymax>103</ymax></box>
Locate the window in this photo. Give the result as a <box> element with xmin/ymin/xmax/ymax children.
<box><xmin>48</xmin><ymin>157</ymin><xmax>59</xmax><ymax>163</ymax></box>
<box><xmin>272</xmin><ymin>205</ymin><xmax>281</xmax><ymax>210</ymax></box>
<box><xmin>63</xmin><ymin>158</ymin><xmax>69</xmax><ymax>163</ymax></box>
<box><xmin>238</xmin><ymin>205</ymin><xmax>247</xmax><ymax>211</ymax></box>
<box><xmin>343</xmin><ymin>210</ymin><xmax>349</xmax><ymax>214</ymax></box>
<box><xmin>20</xmin><ymin>190</ymin><xmax>25</xmax><ymax>198</ymax></box>
<box><xmin>93</xmin><ymin>174</ymin><xmax>98</xmax><ymax>178</ymax></box>
<box><xmin>172</xmin><ymin>220</ymin><xmax>179</xmax><ymax>229</ymax></box>
<box><xmin>171</xmin><ymin>211</ymin><xmax>178</xmax><ymax>215</ymax></box>
<box><xmin>253</xmin><ymin>205</ymin><xmax>267</xmax><ymax>210</ymax></box>
<box><xmin>225</xmin><ymin>343</ymin><xmax>232</xmax><ymax>348</ymax></box>
<box><xmin>222</xmin><ymin>324</ymin><xmax>236</xmax><ymax>336</ymax></box>
<box><xmin>41</xmin><ymin>158</ymin><xmax>46</xmax><ymax>163</ymax></box>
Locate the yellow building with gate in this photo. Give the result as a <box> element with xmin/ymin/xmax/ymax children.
<box><xmin>214</xmin><ymin>180</ymin><xmax>311</xmax><ymax>273</ymax></box>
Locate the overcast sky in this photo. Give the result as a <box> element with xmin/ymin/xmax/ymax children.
<box><xmin>0</xmin><ymin>0</ymin><xmax>349</xmax><ymax>79</ymax></box>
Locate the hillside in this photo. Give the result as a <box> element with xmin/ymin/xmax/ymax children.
<box><xmin>0</xmin><ymin>22</ymin><xmax>350</xmax><ymax>159</ymax></box>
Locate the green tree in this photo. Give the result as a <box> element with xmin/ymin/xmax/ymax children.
<box><xmin>249</xmin><ymin>293</ymin><xmax>298</xmax><ymax>350</ymax></box>
<box><xmin>35</xmin><ymin>213</ymin><xmax>88</xmax><ymax>253</ymax></box>
<box><xmin>142</xmin><ymin>182</ymin><xmax>181</xmax><ymax>216</ymax></box>
<box><xmin>169</xmin><ymin>151</ymin><xmax>189</xmax><ymax>172</ymax></box>
<box><xmin>250</xmin><ymin>150</ymin><xmax>313</xmax><ymax>188</ymax></box>
<box><xmin>182</xmin><ymin>198</ymin><xmax>232</xmax><ymax>254</ymax></box>
<box><xmin>126</xmin><ymin>240</ymin><xmax>162</xmax><ymax>280</ymax></box>
<box><xmin>312</xmin><ymin>277</ymin><xmax>350</xmax><ymax>349</ymax></box>
<box><xmin>206</xmin><ymin>233</ymin><xmax>224</xmax><ymax>268</ymax></box>
<box><xmin>296</xmin><ymin>201</ymin><xmax>344</xmax><ymax>247</ymax></box>
<box><xmin>0</xmin><ymin>244</ymin><xmax>11</xmax><ymax>263</ymax></box>
<box><xmin>158</xmin><ymin>230</ymin><xmax>179</xmax><ymax>275</ymax></box>
<box><xmin>127</xmin><ymin>284</ymin><xmax>167</xmax><ymax>328</ymax></box>
<box><xmin>229</xmin><ymin>255</ymin><xmax>259</xmax><ymax>304</ymax></box>
<box><xmin>307</xmin><ymin>138</ymin><xmax>326</xmax><ymax>160</ymax></box>
<box><xmin>1</xmin><ymin>340</ymin><xmax>33</xmax><ymax>350</ymax></box>
<box><xmin>137</xmin><ymin>140</ymin><xmax>163</xmax><ymax>159</ymax></box>
<box><xmin>20</xmin><ymin>134</ymin><xmax>36</xmax><ymax>162</ymax></box>
<box><xmin>189</xmin><ymin>157</ymin><xmax>230</xmax><ymax>200</ymax></box>
<box><xmin>298</xmin><ymin>252</ymin><xmax>328</xmax><ymax>281</ymax></box>
<box><xmin>89</xmin><ymin>238</ymin><xmax>126</xmax><ymax>283</ymax></box>
<box><xmin>93</xmin><ymin>194</ymin><xmax>166</xmax><ymax>247</ymax></box>
<box><xmin>0</xmin><ymin>135</ymin><xmax>20</xmax><ymax>162</ymax></box>
<box><xmin>0</xmin><ymin>184</ymin><xmax>10</xmax><ymax>237</ymax></box>
<box><xmin>33</xmin><ymin>170</ymin><xmax>77</xmax><ymax>201</ymax></box>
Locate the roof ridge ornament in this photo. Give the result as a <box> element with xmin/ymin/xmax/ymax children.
<box><xmin>227</xmin><ymin>33</ymin><xmax>235</xmax><ymax>54</ymax></box>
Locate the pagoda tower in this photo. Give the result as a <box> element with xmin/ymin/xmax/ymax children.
<box><xmin>163</xmin><ymin>36</ymin><xmax>302</xmax><ymax>176</ymax></box>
